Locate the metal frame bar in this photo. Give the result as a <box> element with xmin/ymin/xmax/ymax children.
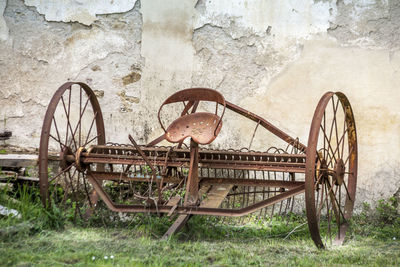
<box><xmin>87</xmin><ymin>171</ymin><xmax>305</xmax><ymax>217</ymax></box>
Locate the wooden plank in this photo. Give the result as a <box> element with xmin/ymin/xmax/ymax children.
<box><xmin>0</xmin><ymin>171</ymin><xmax>17</xmax><ymax>181</ymax></box>
<box><xmin>161</xmin><ymin>214</ymin><xmax>190</xmax><ymax>240</ymax></box>
<box><xmin>200</xmin><ymin>185</ymin><xmax>233</xmax><ymax>208</ymax></box>
<box><xmin>161</xmin><ymin>184</ymin><xmax>231</xmax><ymax>239</ymax></box>
<box><xmin>166</xmin><ymin>196</ymin><xmax>181</xmax><ymax>206</ymax></box>
<box><xmin>166</xmin><ymin>196</ymin><xmax>181</xmax><ymax>216</ymax></box>
<box><xmin>198</xmin><ymin>185</ymin><xmax>211</xmax><ymax>198</ymax></box>
<box><xmin>0</xmin><ymin>154</ymin><xmax>38</xmax><ymax>168</ymax></box>
<box><xmin>162</xmin><ymin>185</ymin><xmax>211</xmax><ymax>238</ymax></box>
<box><xmin>16</xmin><ymin>176</ymin><xmax>39</xmax><ymax>182</ymax></box>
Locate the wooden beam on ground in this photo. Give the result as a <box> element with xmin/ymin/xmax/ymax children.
<box><xmin>166</xmin><ymin>196</ymin><xmax>181</xmax><ymax>217</ymax></box>
<box><xmin>0</xmin><ymin>154</ymin><xmax>38</xmax><ymax>168</ymax></box>
<box><xmin>162</xmin><ymin>184</ymin><xmax>212</xmax><ymax>239</ymax></box>
<box><xmin>161</xmin><ymin>214</ymin><xmax>191</xmax><ymax>240</ymax></box>
<box><xmin>161</xmin><ymin>184</ymin><xmax>232</xmax><ymax>239</ymax></box>
<box><xmin>161</xmin><ymin>196</ymin><xmax>187</xmax><ymax>239</ymax></box>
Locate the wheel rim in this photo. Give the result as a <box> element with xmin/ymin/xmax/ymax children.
<box><xmin>305</xmin><ymin>92</ymin><xmax>357</xmax><ymax>249</ymax></box>
<box><xmin>39</xmin><ymin>82</ymin><xmax>105</xmax><ymax>218</ymax></box>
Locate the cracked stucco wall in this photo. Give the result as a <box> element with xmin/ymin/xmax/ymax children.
<box><xmin>0</xmin><ymin>0</ymin><xmax>399</xmax><ymax>206</ymax></box>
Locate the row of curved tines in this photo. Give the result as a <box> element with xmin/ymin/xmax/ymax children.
<box><xmin>90</xmin><ymin>143</ymin><xmax>306</xmax><ymax>164</ymax></box>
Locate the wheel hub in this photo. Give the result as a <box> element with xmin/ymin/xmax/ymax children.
<box><xmin>75</xmin><ymin>147</ymin><xmax>88</xmax><ymax>172</ymax></box>
<box><xmin>59</xmin><ymin>146</ymin><xmax>74</xmax><ymax>170</ymax></box>
<box><xmin>334</xmin><ymin>159</ymin><xmax>345</xmax><ymax>186</ymax></box>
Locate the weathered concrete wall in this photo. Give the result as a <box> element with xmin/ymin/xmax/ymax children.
<box><xmin>0</xmin><ymin>0</ymin><xmax>399</xmax><ymax>206</ymax></box>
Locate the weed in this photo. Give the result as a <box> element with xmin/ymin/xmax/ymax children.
<box><xmin>350</xmin><ymin>197</ymin><xmax>400</xmax><ymax>240</ymax></box>
<box><xmin>376</xmin><ymin>197</ymin><xmax>399</xmax><ymax>225</ymax></box>
<box><xmin>0</xmin><ymin>183</ymin><xmax>67</xmax><ymax>234</ymax></box>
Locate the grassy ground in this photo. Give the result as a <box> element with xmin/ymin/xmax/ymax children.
<box><xmin>0</xmin><ymin>184</ymin><xmax>399</xmax><ymax>266</ymax></box>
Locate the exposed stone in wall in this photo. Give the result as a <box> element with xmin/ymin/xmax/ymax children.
<box><xmin>24</xmin><ymin>0</ymin><xmax>137</xmax><ymax>26</ymax></box>
<box><xmin>0</xmin><ymin>0</ymin><xmax>8</xmax><ymax>40</ymax></box>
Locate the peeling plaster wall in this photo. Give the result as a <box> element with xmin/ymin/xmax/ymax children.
<box><xmin>0</xmin><ymin>0</ymin><xmax>399</xmax><ymax>206</ymax></box>
<box><xmin>24</xmin><ymin>0</ymin><xmax>138</xmax><ymax>26</ymax></box>
<box><xmin>0</xmin><ymin>0</ymin><xmax>8</xmax><ymax>40</ymax></box>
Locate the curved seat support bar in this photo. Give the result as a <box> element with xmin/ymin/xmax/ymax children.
<box><xmin>158</xmin><ymin>88</ymin><xmax>226</xmax><ymax>138</ymax></box>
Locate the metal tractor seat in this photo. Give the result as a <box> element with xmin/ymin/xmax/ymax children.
<box><xmin>157</xmin><ymin>88</ymin><xmax>226</xmax><ymax>145</ymax></box>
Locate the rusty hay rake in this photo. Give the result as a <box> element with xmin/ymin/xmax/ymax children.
<box><xmin>39</xmin><ymin>82</ymin><xmax>357</xmax><ymax>249</ymax></box>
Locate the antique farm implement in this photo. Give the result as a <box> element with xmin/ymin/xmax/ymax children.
<box><xmin>39</xmin><ymin>82</ymin><xmax>357</xmax><ymax>249</ymax></box>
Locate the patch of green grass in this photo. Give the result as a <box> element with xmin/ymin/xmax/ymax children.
<box><xmin>0</xmin><ymin>184</ymin><xmax>399</xmax><ymax>266</ymax></box>
<box><xmin>0</xmin><ymin>183</ymin><xmax>66</xmax><ymax>232</ymax></box>
<box><xmin>0</xmin><ymin>224</ymin><xmax>399</xmax><ymax>266</ymax></box>
<box><xmin>0</xmin><ymin>149</ymin><xmax>6</xmax><ymax>154</ymax></box>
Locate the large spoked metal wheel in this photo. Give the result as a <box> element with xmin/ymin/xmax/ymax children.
<box><xmin>305</xmin><ymin>92</ymin><xmax>357</xmax><ymax>249</ymax></box>
<box><xmin>39</xmin><ymin>82</ymin><xmax>105</xmax><ymax>219</ymax></box>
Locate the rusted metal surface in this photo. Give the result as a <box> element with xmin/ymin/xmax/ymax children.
<box><xmin>305</xmin><ymin>92</ymin><xmax>357</xmax><ymax>249</ymax></box>
<box><xmin>86</xmin><ymin>171</ymin><xmax>305</xmax><ymax>216</ymax></box>
<box><xmin>184</xmin><ymin>139</ymin><xmax>199</xmax><ymax>205</ymax></box>
<box><xmin>39</xmin><ymin>82</ymin><xmax>105</xmax><ymax>208</ymax></box>
<box><xmin>225</xmin><ymin>101</ymin><xmax>307</xmax><ymax>153</ymax></box>
<box><xmin>78</xmin><ymin>146</ymin><xmax>307</xmax><ymax>173</ymax></box>
<box><xmin>165</xmin><ymin>113</ymin><xmax>222</xmax><ymax>144</ymax></box>
<box><xmin>38</xmin><ymin>83</ymin><xmax>358</xmax><ymax>249</ymax></box>
<box><xmin>158</xmin><ymin>88</ymin><xmax>226</xmax><ymax>145</ymax></box>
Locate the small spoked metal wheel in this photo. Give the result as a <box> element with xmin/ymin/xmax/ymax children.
<box><xmin>38</xmin><ymin>82</ymin><xmax>105</xmax><ymax>219</ymax></box>
<box><xmin>305</xmin><ymin>92</ymin><xmax>358</xmax><ymax>249</ymax></box>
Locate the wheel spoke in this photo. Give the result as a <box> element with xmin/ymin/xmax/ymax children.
<box><xmin>66</xmin><ymin>168</ymin><xmax>83</xmax><ymax>219</ymax></box>
<box><xmin>342</xmin><ymin>179</ymin><xmax>353</xmax><ymax>201</ymax></box>
<box><xmin>71</xmin><ymin>89</ymin><xmax>91</xmax><ymax>148</ymax></box>
<box><xmin>327</xmin><ymin>97</ymin><xmax>339</xmax><ymax>158</ymax></box>
<box><xmin>323</xmin><ymin>111</ymin><xmax>326</xmax><ymax>159</ymax></box>
<box><xmin>49</xmin><ymin>164</ymin><xmax>74</xmax><ymax>183</ymax></box>
<box><xmin>314</xmin><ymin>172</ymin><xmax>324</xmax><ymax>187</ymax></box>
<box><xmin>52</xmin><ymin>116</ymin><xmax>65</xmax><ymax>150</ymax></box>
<box><xmin>82</xmin><ymin>172</ymin><xmax>93</xmax><ymax>208</ymax></box>
<box><xmin>324</xmin><ymin>182</ymin><xmax>332</xmax><ymax>243</ymax></box>
<box><xmin>61</xmin><ymin>95</ymin><xmax>78</xmax><ymax>151</ymax></box>
<box><xmin>49</xmin><ymin>134</ymin><xmax>65</xmax><ymax>149</ymax></box>
<box><xmin>325</xmin><ymin>127</ymin><xmax>347</xmax><ymax>168</ymax></box>
<box><xmin>79</xmin><ymin>87</ymin><xmax>82</xmax><ymax>147</ymax></box>
<box><xmin>317</xmin><ymin>181</ymin><xmax>326</xmax><ymax>219</ymax></box>
<box><xmin>83</xmin><ymin>111</ymin><xmax>98</xmax><ymax>146</ymax></box>
<box><xmin>83</xmin><ymin>134</ymin><xmax>99</xmax><ymax>147</ymax></box>
<box><xmin>326</xmin><ymin>179</ymin><xmax>341</xmax><ymax>225</ymax></box>
<box><xmin>343</xmin><ymin>145</ymin><xmax>354</xmax><ymax>166</ymax></box>
<box><xmin>320</xmin><ymin>124</ymin><xmax>338</xmax><ymax>164</ymax></box>
<box><xmin>61</xmin><ymin>94</ymin><xmax>69</xmax><ymax>146</ymax></box>
<box><xmin>333</xmin><ymin>99</ymin><xmax>340</xmax><ymax>159</ymax></box>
